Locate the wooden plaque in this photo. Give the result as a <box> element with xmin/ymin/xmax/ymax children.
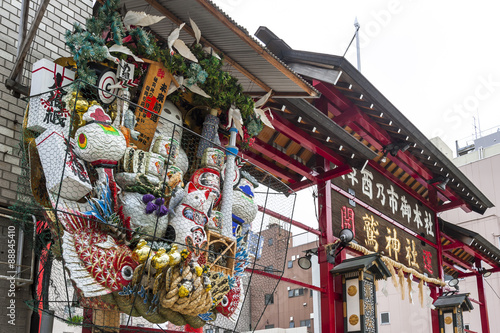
<box><xmin>331</xmin><ymin>192</ymin><xmax>439</xmax><ymax>279</ymax></box>
<box><xmin>332</xmin><ymin>165</ymin><xmax>437</xmax><ymax>244</ymax></box>
<box><xmin>132</xmin><ymin>59</ymin><xmax>177</xmax><ymax>151</ymax></box>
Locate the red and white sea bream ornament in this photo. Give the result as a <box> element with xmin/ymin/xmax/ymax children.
<box><xmin>215</xmin><ymin>276</ymin><xmax>244</xmax><ymax>322</ymax></box>
<box><xmin>60</xmin><ymin>210</ymin><xmax>138</xmax><ymax>297</ymax></box>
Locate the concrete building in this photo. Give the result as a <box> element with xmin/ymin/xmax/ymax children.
<box><xmin>437</xmin><ymin>131</ymin><xmax>500</xmax><ymax>332</ymax></box>
<box><xmin>249</xmin><ymin>222</ymin><xmax>320</xmax><ymax>333</ymax></box>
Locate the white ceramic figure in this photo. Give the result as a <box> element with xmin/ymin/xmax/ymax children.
<box><xmin>167</xmin><ymin>182</ymin><xmax>216</xmax><ymax>264</ymax></box>
<box><xmin>155</xmin><ymin>101</ymin><xmax>189</xmax><ymax>174</ymax></box>
<box><xmin>75</xmin><ymin>105</ymin><xmax>127</xmax><ymax>185</ymax></box>
<box><xmin>232</xmin><ymin>171</ymin><xmax>259</xmax><ymax>234</ymax></box>
<box><xmin>120</xmin><ymin>191</ymin><xmax>170</xmax><ymax>239</ymax></box>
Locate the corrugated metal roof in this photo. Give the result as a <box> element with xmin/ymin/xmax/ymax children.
<box><xmin>121</xmin><ymin>0</ymin><xmax>318</xmax><ymax>97</ymax></box>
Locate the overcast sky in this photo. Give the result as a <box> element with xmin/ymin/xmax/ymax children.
<box><xmin>212</xmin><ymin>0</ymin><xmax>500</xmax><ymax>155</ymax></box>
<box><xmin>210</xmin><ymin>0</ymin><xmax>500</xmax><ymax>241</ymax></box>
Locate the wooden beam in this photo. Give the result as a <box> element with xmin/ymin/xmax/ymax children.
<box><xmin>316</xmin><ymin>164</ymin><xmax>352</xmax><ymax>182</ymax></box>
<box><xmin>143</xmin><ymin>0</ymin><xmax>272</xmax><ymax>93</ymax></box>
<box><xmin>6</xmin><ymin>0</ymin><xmax>51</xmax><ymax>90</ymax></box>
<box><xmin>252</xmin><ymin>138</ymin><xmax>317</xmax><ymax>181</ymax></box>
<box><xmin>246</xmin><ymin>268</ymin><xmax>326</xmax><ymax>293</ymax></box>
<box><xmin>290</xmin><ymin>179</ymin><xmax>315</xmax><ymax>192</ymax></box>
<box><xmin>195</xmin><ymin>0</ymin><xmax>318</xmax><ymax>97</ymax></box>
<box><xmin>272</xmin><ymin>112</ymin><xmax>346</xmax><ymax>166</ymax></box>
<box><xmin>314</xmin><ymin>80</ymin><xmax>463</xmax><ymax>204</ymax></box>
<box><xmin>240</xmin><ymin>150</ymin><xmax>300</xmax><ymax>184</ymax></box>
<box><xmin>442</xmin><ymin>251</ymin><xmax>474</xmax><ymax>271</ymax></box>
<box><xmin>258</xmin><ymin>205</ymin><xmax>322</xmax><ymax>237</ymax></box>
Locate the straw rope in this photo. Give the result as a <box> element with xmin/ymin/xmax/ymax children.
<box><xmin>326</xmin><ymin>240</ymin><xmax>445</xmax><ymax>307</ymax></box>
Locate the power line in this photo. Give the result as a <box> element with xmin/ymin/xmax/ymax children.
<box><xmin>484</xmin><ymin>278</ymin><xmax>500</xmax><ymax>300</ymax></box>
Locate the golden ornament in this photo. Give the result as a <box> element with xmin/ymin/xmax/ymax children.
<box><xmin>132</xmin><ymin>239</ymin><xmax>153</xmax><ymax>263</ymax></box>
<box><xmin>349</xmin><ymin>314</ymin><xmax>359</xmax><ymax>326</ymax></box>
<box><xmin>151</xmin><ymin>248</ymin><xmax>171</xmax><ymax>270</ymax></box>
<box><xmin>444</xmin><ymin>316</ymin><xmax>453</xmax><ymax>325</ymax></box>
<box><xmin>347</xmin><ymin>285</ymin><xmax>358</xmax><ymax>297</ymax></box>
<box><xmin>168</xmin><ymin>245</ymin><xmax>182</xmax><ymax>266</ymax></box>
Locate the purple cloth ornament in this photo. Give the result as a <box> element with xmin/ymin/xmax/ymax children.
<box><xmin>142</xmin><ymin>194</ymin><xmax>155</xmax><ymax>204</ymax></box>
<box><xmin>154</xmin><ymin>198</ymin><xmax>165</xmax><ymax>206</ymax></box>
<box><xmin>145</xmin><ymin>201</ymin><xmax>158</xmax><ymax>214</ymax></box>
<box><xmin>156</xmin><ymin>205</ymin><xmax>168</xmax><ymax>217</ymax></box>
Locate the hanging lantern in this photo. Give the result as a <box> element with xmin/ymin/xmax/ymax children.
<box><xmin>433</xmin><ymin>293</ymin><xmax>473</xmax><ymax>333</ymax></box>
<box><xmin>331</xmin><ymin>253</ymin><xmax>391</xmax><ymax>333</ymax></box>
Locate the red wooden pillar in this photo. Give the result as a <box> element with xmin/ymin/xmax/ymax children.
<box><xmin>317</xmin><ymin>157</ymin><xmax>344</xmax><ymax>333</ymax></box>
<box><xmin>431</xmin><ymin>202</ymin><xmax>443</xmax><ymax>333</ymax></box>
<box><xmin>476</xmin><ymin>259</ymin><xmax>491</xmax><ymax>333</ymax></box>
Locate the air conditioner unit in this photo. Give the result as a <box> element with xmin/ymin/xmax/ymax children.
<box><xmin>303</xmin><ymin>302</ymin><xmax>307</xmax><ymax>306</ymax></box>
<box><xmin>290</xmin><ymin>317</ymin><xmax>293</xmax><ymax>321</ymax></box>
<box><xmin>291</xmin><ymin>255</ymin><xmax>296</xmax><ymax>260</ymax></box>
<box><xmin>287</xmin><ymin>286</ymin><xmax>290</xmax><ymax>291</ymax></box>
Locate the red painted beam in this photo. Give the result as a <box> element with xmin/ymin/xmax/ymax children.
<box><xmin>476</xmin><ymin>259</ymin><xmax>491</xmax><ymax>333</ymax></box>
<box><xmin>459</xmin><ymin>266</ymin><xmax>500</xmax><ymax>278</ymax></box>
<box><xmin>272</xmin><ymin>112</ymin><xmax>346</xmax><ymax>166</ymax></box>
<box><xmin>442</xmin><ymin>243</ymin><xmax>463</xmax><ymax>251</ymax></box>
<box><xmin>290</xmin><ymin>179</ymin><xmax>315</xmax><ymax>192</ymax></box>
<box><xmin>443</xmin><ymin>243</ymin><xmax>477</xmax><ymax>258</ymax></box>
<box><xmin>440</xmin><ymin>233</ymin><xmax>500</xmax><ymax>267</ymax></box>
<box><xmin>245</xmin><ymin>268</ymin><xmax>327</xmax><ymax>294</ymax></box>
<box><xmin>317</xmin><ymin>164</ymin><xmax>353</xmax><ymax>182</ymax></box>
<box><xmin>437</xmin><ymin>200</ymin><xmax>465</xmax><ymax>212</ymax></box>
<box><xmin>240</xmin><ymin>151</ymin><xmax>300</xmax><ymax>184</ymax></box>
<box><xmin>368</xmin><ymin>161</ymin><xmax>434</xmax><ymax>211</ymax></box>
<box><xmin>258</xmin><ymin>205</ymin><xmax>322</xmax><ymax>237</ymax></box>
<box><xmin>442</xmin><ymin>260</ymin><xmax>457</xmax><ymax>273</ymax></box>
<box><xmin>252</xmin><ymin>138</ymin><xmax>317</xmax><ymax>181</ymax></box>
<box><xmin>313</xmin><ymin>80</ymin><xmax>351</xmax><ymax>112</ymax></box>
<box><xmin>442</xmin><ymin>251</ymin><xmax>474</xmax><ymax>271</ymax></box>
<box><xmin>314</xmin><ymin>80</ymin><xmax>463</xmax><ymax>204</ymax></box>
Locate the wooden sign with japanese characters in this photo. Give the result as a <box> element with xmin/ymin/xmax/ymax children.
<box><xmin>132</xmin><ymin>59</ymin><xmax>176</xmax><ymax>151</ymax></box>
<box><xmin>332</xmin><ymin>165</ymin><xmax>437</xmax><ymax>244</ymax></box>
<box><xmin>331</xmin><ymin>192</ymin><xmax>439</xmax><ymax>279</ymax></box>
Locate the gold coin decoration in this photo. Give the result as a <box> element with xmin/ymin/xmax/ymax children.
<box><xmin>347</xmin><ymin>285</ymin><xmax>358</xmax><ymax>297</ymax></box>
<box><xmin>444</xmin><ymin>316</ymin><xmax>453</xmax><ymax>325</ymax></box>
<box><xmin>349</xmin><ymin>314</ymin><xmax>359</xmax><ymax>326</ymax></box>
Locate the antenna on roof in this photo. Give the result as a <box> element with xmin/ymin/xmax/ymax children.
<box><xmin>342</xmin><ymin>17</ymin><xmax>361</xmax><ymax>72</ymax></box>
<box><xmin>354</xmin><ymin>17</ymin><xmax>361</xmax><ymax>72</ymax></box>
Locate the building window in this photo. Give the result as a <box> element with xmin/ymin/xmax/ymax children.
<box><xmin>265</xmin><ymin>324</ymin><xmax>275</xmax><ymax>329</ymax></box>
<box><xmin>289</xmin><ymin>321</ymin><xmax>295</xmax><ymax>328</ymax></box>
<box><xmin>310</xmin><ymin>289</ymin><xmax>313</xmax><ymax>297</ymax></box>
<box><xmin>464</xmin><ymin>324</ymin><xmax>470</xmax><ymax>330</ymax></box>
<box><xmin>300</xmin><ymin>319</ymin><xmax>311</xmax><ymax>327</ymax></box>
<box><xmin>287</xmin><ymin>260</ymin><xmax>293</xmax><ymax>268</ymax></box>
<box><xmin>380</xmin><ymin>312</ymin><xmax>390</xmax><ymax>325</ymax></box>
<box><xmin>265</xmin><ymin>293</ymin><xmax>274</xmax><ymax>305</ymax></box>
<box><xmin>268</xmin><ymin>238</ymin><xmax>273</xmax><ymax>246</ymax></box>
<box><xmin>288</xmin><ymin>288</ymin><xmax>306</xmax><ymax>297</ymax></box>
<box><xmin>264</xmin><ymin>265</ymin><xmax>274</xmax><ymax>273</ymax></box>
<box><xmin>206</xmin><ymin>330</ymin><xmax>213</xmax><ymax>333</ymax></box>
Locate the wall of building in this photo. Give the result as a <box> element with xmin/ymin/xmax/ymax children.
<box><xmin>0</xmin><ymin>1</ymin><xmax>92</xmax><ymax>331</ymax></box>
<box><xmin>250</xmin><ymin>223</ymin><xmax>317</xmax><ymax>332</ymax></box>
<box><xmin>440</xmin><ymin>149</ymin><xmax>500</xmax><ymax>332</ymax></box>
